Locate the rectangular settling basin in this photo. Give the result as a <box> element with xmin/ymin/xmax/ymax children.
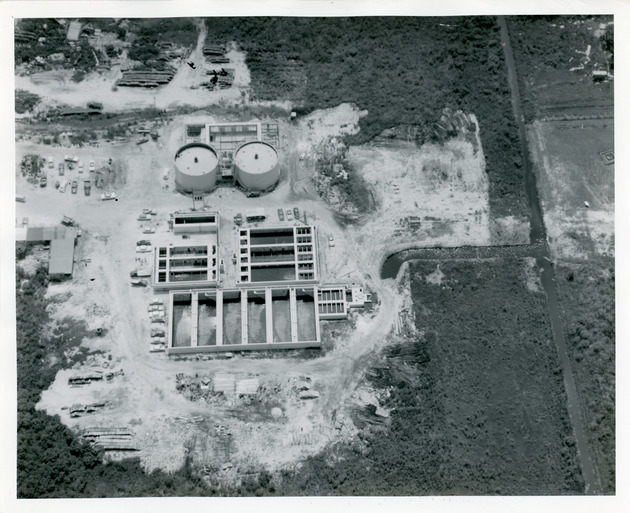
<box><xmin>247</xmin><ymin>292</ymin><xmax>267</xmax><ymax>344</ymax></box>
<box><xmin>197</xmin><ymin>295</ymin><xmax>217</xmax><ymax>346</ymax></box>
<box><xmin>272</xmin><ymin>290</ymin><xmax>291</xmax><ymax>342</ymax></box>
<box><xmin>172</xmin><ymin>294</ymin><xmax>192</xmax><ymax>348</ymax></box>
<box><xmin>222</xmin><ymin>291</ymin><xmax>241</xmax><ymax>345</ymax></box>
<box><xmin>296</xmin><ymin>290</ymin><xmax>317</xmax><ymax>342</ymax></box>
<box><xmin>250</xmin><ymin>265</ymin><xmax>296</xmax><ymax>282</ymax></box>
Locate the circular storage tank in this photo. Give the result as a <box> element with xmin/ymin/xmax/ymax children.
<box><xmin>174</xmin><ymin>143</ymin><xmax>219</xmax><ymax>193</ymax></box>
<box><xmin>234</xmin><ymin>141</ymin><xmax>280</xmax><ymax>191</ymax></box>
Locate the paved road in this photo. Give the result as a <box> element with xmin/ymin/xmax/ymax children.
<box><xmin>380</xmin><ymin>16</ymin><xmax>602</xmax><ymax>495</ymax></box>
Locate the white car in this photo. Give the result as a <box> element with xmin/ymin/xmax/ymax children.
<box><xmin>78</xmin><ymin>162</ymin><xmax>84</xmax><ymax>173</ymax></box>
<box><xmin>286</xmin><ymin>209</ymin><xmax>293</xmax><ymax>221</ymax></box>
<box><xmin>47</xmin><ymin>156</ymin><xmax>54</xmax><ymax>168</ymax></box>
<box><xmin>101</xmin><ymin>192</ymin><xmax>117</xmax><ymax>201</ymax></box>
<box><xmin>328</xmin><ymin>235</ymin><xmax>335</xmax><ymax>247</ymax></box>
<box><xmin>89</xmin><ymin>160</ymin><xmax>95</xmax><ymax>172</ymax></box>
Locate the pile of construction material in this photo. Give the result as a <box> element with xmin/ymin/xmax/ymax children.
<box><xmin>68</xmin><ymin>369</ymin><xmax>122</xmax><ymax>386</ymax></box>
<box><xmin>69</xmin><ymin>402</ymin><xmax>107</xmax><ymax>418</ymax></box>
<box><xmin>82</xmin><ymin>427</ymin><xmax>138</xmax><ymax>451</ymax></box>
<box><xmin>203</xmin><ymin>43</ymin><xmax>229</xmax><ymax>63</ymax></box>
<box><xmin>68</xmin><ymin>373</ymin><xmax>104</xmax><ymax>386</ymax></box>
<box><xmin>116</xmin><ymin>69</ymin><xmax>175</xmax><ymax>88</ymax></box>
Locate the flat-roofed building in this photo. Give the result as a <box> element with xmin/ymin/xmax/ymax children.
<box><xmin>153</xmin><ymin>242</ymin><xmax>218</xmax><ymax>291</ymax></box>
<box><xmin>237</xmin><ymin>226</ymin><xmax>317</xmax><ymax>285</ymax></box>
<box><xmin>49</xmin><ymin>238</ymin><xmax>75</xmax><ymax>279</ymax></box>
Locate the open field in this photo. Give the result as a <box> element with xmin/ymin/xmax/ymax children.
<box><xmin>528</xmin><ymin>120</ymin><xmax>614</xmax><ymax>261</ymax></box>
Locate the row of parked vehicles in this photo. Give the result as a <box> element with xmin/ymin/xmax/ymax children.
<box><xmin>277</xmin><ymin>207</ymin><xmax>300</xmax><ymax>222</ymax></box>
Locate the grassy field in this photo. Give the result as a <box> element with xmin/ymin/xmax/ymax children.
<box><xmin>277</xmin><ymin>258</ymin><xmax>583</xmax><ymax>495</ymax></box>
<box><xmin>556</xmin><ymin>260</ymin><xmax>615</xmax><ymax>493</ymax></box>
<box><xmin>531</xmin><ymin>121</ymin><xmax>613</xmax><ymax>212</ymax></box>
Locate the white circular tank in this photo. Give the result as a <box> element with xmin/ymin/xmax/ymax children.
<box><xmin>174</xmin><ymin>143</ymin><xmax>219</xmax><ymax>193</ymax></box>
<box><xmin>234</xmin><ymin>141</ymin><xmax>280</xmax><ymax>191</ymax></box>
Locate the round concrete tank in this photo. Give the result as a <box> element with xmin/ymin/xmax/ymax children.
<box><xmin>234</xmin><ymin>141</ymin><xmax>280</xmax><ymax>191</ymax></box>
<box><xmin>174</xmin><ymin>143</ymin><xmax>219</xmax><ymax>193</ymax></box>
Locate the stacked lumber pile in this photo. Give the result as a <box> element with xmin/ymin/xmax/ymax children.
<box><xmin>117</xmin><ymin>69</ymin><xmax>175</xmax><ymax>88</ymax></box>
<box><xmin>203</xmin><ymin>43</ymin><xmax>229</xmax><ymax>63</ymax></box>
<box><xmin>83</xmin><ymin>427</ymin><xmax>138</xmax><ymax>451</ymax></box>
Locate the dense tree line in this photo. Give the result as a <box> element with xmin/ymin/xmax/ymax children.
<box><xmin>559</xmin><ymin>262</ymin><xmax>615</xmax><ymax>493</ymax></box>
<box><xmin>127</xmin><ymin>18</ymin><xmax>197</xmax><ymax>63</ymax></box>
<box><xmin>206</xmin><ymin>16</ymin><xmax>526</xmax><ymax>218</ymax></box>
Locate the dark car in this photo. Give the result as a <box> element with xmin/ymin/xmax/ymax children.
<box><xmin>277</xmin><ymin>208</ymin><xmax>284</xmax><ymax>221</ymax></box>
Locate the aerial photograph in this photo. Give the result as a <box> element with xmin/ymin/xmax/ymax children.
<box><xmin>4</xmin><ymin>3</ymin><xmax>622</xmax><ymax>510</ymax></box>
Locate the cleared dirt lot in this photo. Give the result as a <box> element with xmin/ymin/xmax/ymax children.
<box><xmin>528</xmin><ymin>119</ymin><xmax>614</xmax><ymax>260</ymax></box>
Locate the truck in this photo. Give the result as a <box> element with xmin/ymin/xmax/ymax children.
<box><xmin>61</xmin><ymin>215</ymin><xmax>75</xmax><ymax>226</ymax></box>
<box><xmin>84</xmin><ymin>179</ymin><xmax>91</xmax><ymax>196</ymax></box>
<box><xmin>64</xmin><ymin>155</ymin><xmax>78</xmax><ymax>163</ymax></box>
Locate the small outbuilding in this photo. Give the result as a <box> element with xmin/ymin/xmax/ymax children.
<box><xmin>48</xmin><ymin>238</ymin><xmax>75</xmax><ymax>279</ymax></box>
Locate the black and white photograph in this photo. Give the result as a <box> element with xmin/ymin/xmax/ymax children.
<box><xmin>1</xmin><ymin>1</ymin><xmax>627</xmax><ymax>512</ymax></box>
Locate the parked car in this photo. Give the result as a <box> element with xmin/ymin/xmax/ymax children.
<box><xmin>78</xmin><ymin>162</ymin><xmax>84</xmax><ymax>173</ymax></box>
<box><xmin>277</xmin><ymin>208</ymin><xmax>284</xmax><ymax>221</ymax></box>
<box><xmin>101</xmin><ymin>192</ymin><xmax>116</xmax><ymax>201</ymax></box>
<box><xmin>58</xmin><ymin>162</ymin><xmax>65</xmax><ymax>175</ymax></box>
<box><xmin>89</xmin><ymin>160</ymin><xmax>95</xmax><ymax>172</ymax></box>
<box><xmin>47</xmin><ymin>156</ymin><xmax>54</xmax><ymax>169</ymax></box>
<box><xmin>246</xmin><ymin>191</ymin><xmax>260</xmax><ymax>198</ymax></box>
<box><xmin>15</xmin><ymin>195</ymin><xmax>26</xmax><ymax>203</ymax></box>
<box><xmin>293</xmin><ymin>207</ymin><xmax>300</xmax><ymax>220</ymax></box>
<box><xmin>55</xmin><ymin>180</ymin><xmax>60</xmax><ymax>189</ymax></box>
<box><xmin>328</xmin><ymin>234</ymin><xmax>335</xmax><ymax>247</ymax></box>
<box><xmin>39</xmin><ymin>175</ymin><xmax>47</xmax><ymax>187</ymax></box>
<box><xmin>286</xmin><ymin>209</ymin><xmax>293</xmax><ymax>221</ymax></box>
<box><xmin>234</xmin><ymin>213</ymin><xmax>243</xmax><ymax>226</ymax></box>
<box><xmin>137</xmin><ymin>240</ymin><xmax>151</xmax><ymax>246</ymax></box>
<box><xmin>71</xmin><ymin>180</ymin><xmax>78</xmax><ymax>194</ymax></box>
